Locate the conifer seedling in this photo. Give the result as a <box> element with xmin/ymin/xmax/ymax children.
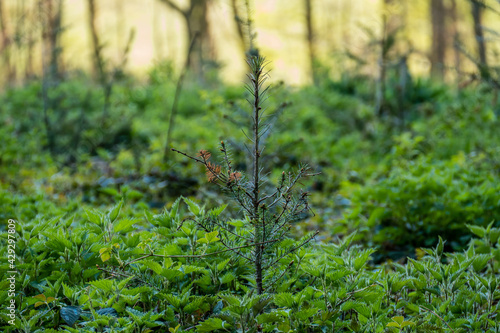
<box><xmin>173</xmin><ymin>55</ymin><xmax>318</xmax><ymax>294</ymax></box>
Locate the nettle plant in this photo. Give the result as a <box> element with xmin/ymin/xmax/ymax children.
<box><xmin>173</xmin><ymin>55</ymin><xmax>318</xmax><ymax>295</ymax></box>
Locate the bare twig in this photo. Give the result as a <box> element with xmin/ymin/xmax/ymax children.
<box><xmin>123</xmin><ymin>239</ymin><xmax>280</xmax><ymax>268</ymax></box>
<box><xmin>263</xmin><ymin>230</ymin><xmax>319</xmax><ymax>270</ymax></box>
<box><xmin>420</xmin><ymin>306</ymin><xmax>456</xmax><ymax>333</ymax></box>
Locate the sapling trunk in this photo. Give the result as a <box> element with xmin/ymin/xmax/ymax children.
<box><xmin>250</xmin><ymin>56</ymin><xmax>264</xmax><ymax>294</ymax></box>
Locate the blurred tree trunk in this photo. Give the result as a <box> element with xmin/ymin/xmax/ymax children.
<box><xmin>159</xmin><ymin>0</ymin><xmax>214</xmax><ymax>80</ymax></box>
<box><xmin>87</xmin><ymin>0</ymin><xmax>105</xmax><ymax>82</ymax></box>
<box><xmin>41</xmin><ymin>0</ymin><xmax>64</xmax><ymax>80</ymax></box>
<box><xmin>304</xmin><ymin>0</ymin><xmax>317</xmax><ymax>84</ymax></box>
<box><xmin>375</xmin><ymin>15</ymin><xmax>387</xmax><ymax>117</ymax></box>
<box><xmin>376</xmin><ymin>0</ymin><xmax>398</xmax><ymax>117</ymax></box>
<box><xmin>87</xmin><ymin>0</ymin><xmax>119</xmax><ymax>120</ymax></box>
<box><xmin>115</xmin><ymin>0</ymin><xmax>125</xmax><ymax>58</ymax></box>
<box><xmin>430</xmin><ymin>0</ymin><xmax>446</xmax><ymax>79</ymax></box>
<box><xmin>384</xmin><ymin>0</ymin><xmax>400</xmax><ymax>36</ymax></box>
<box><xmin>231</xmin><ymin>0</ymin><xmax>247</xmax><ymax>54</ymax></box>
<box><xmin>449</xmin><ymin>0</ymin><xmax>461</xmax><ymax>81</ymax></box>
<box><xmin>340</xmin><ymin>0</ymin><xmax>351</xmax><ymax>46</ymax></box>
<box><xmin>40</xmin><ymin>0</ymin><xmax>64</xmax><ymax>157</ymax></box>
<box><xmin>471</xmin><ymin>0</ymin><xmax>487</xmax><ymax>68</ymax></box>
<box><xmin>153</xmin><ymin>0</ymin><xmax>164</xmax><ymax>59</ymax></box>
<box><xmin>25</xmin><ymin>2</ymin><xmax>36</xmax><ymax>79</ymax></box>
<box><xmin>0</xmin><ymin>0</ymin><xmax>14</xmax><ymax>83</ymax></box>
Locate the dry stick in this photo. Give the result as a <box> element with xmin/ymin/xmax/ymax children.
<box><xmin>163</xmin><ymin>33</ymin><xmax>199</xmax><ymax>163</ymax></box>
<box><xmin>420</xmin><ymin>306</ymin><xmax>456</xmax><ymax>333</ymax></box>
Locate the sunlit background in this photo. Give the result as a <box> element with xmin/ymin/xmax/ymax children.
<box><xmin>2</xmin><ymin>0</ymin><xmax>500</xmax><ymax>86</ymax></box>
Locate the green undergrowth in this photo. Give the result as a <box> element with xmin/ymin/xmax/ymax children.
<box><xmin>1</xmin><ymin>70</ymin><xmax>499</xmax><ymax>259</ymax></box>
<box><xmin>0</xmin><ymin>197</ymin><xmax>499</xmax><ymax>332</ymax></box>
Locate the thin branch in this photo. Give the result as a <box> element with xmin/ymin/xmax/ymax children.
<box><xmin>263</xmin><ymin>230</ymin><xmax>319</xmax><ymax>270</ymax></box>
<box><xmin>123</xmin><ymin>239</ymin><xmax>280</xmax><ymax>268</ymax></box>
<box><xmin>420</xmin><ymin>306</ymin><xmax>456</xmax><ymax>333</ymax></box>
<box><xmin>97</xmin><ymin>266</ymin><xmax>161</xmax><ymax>291</ymax></box>
<box><xmin>158</xmin><ymin>0</ymin><xmax>188</xmax><ymax>18</ymax></box>
<box><xmin>335</xmin><ymin>284</ymin><xmax>379</xmax><ymax>308</ymax></box>
<box><xmin>264</xmin><ymin>260</ymin><xmax>294</xmax><ymax>292</ymax></box>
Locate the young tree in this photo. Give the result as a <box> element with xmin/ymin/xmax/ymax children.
<box><xmin>173</xmin><ymin>55</ymin><xmax>318</xmax><ymax>294</ymax></box>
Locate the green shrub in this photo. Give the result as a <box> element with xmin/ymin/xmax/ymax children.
<box><xmin>344</xmin><ymin>157</ymin><xmax>500</xmax><ymax>259</ymax></box>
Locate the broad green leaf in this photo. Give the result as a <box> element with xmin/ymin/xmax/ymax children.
<box><xmin>113</xmin><ymin>218</ymin><xmax>139</xmax><ymax>233</ymax></box>
<box><xmin>90</xmin><ymin>279</ymin><xmax>114</xmax><ymax>293</ymax></box>
<box><xmin>366</xmin><ymin>207</ymin><xmax>384</xmax><ymax>227</ymax></box>
<box><xmin>108</xmin><ymin>199</ymin><xmax>124</xmax><ymax>222</ymax></box>
<box><xmin>205</xmin><ymin>230</ymin><xmax>220</xmax><ymax>243</ymax></box>
<box><xmin>142</xmin><ymin>260</ymin><xmax>163</xmax><ymax>275</ymax></box>
<box><xmin>99</xmin><ymin>247</ymin><xmax>112</xmax><ymax>262</ymax></box>
<box><xmin>184</xmin><ymin>197</ymin><xmax>201</xmax><ymax>216</ymax></box>
<box><xmin>86</xmin><ymin>209</ymin><xmax>103</xmax><ymax>226</ymax></box>
<box><xmin>196</xmin><ymin>317</ymin><xmax>228</xmax><ymax>332</ymax></box>
<box><xmin>256</xmin><ymin>312</ymin><xmax>284</xmax><ymax>324</ymax></box>
<box><xmin>466</xmin><ymin>224</ymin><xmax>486</xmax><ymax>238</ymax></box>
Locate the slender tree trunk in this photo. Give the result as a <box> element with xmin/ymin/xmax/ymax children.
<box><xmin>40</xmin><ymin>0</ymin><xmax>64</xmax><ymax>157</ymax></box>
<box><xmin>87</xmin><ymin>0</ymin><xmax>114</xmax><ymax>119</ymax></box>
<box><xmin>153</xmin><ymin>0</ymin><xmax>163</xmax><ymax>59</ymax></box>
<box><xmin>449</xmin><ymin>0</ymin><xmax>461</xmax><ymax>82</ymax></box>
<box><xmin>87</xmin><ymin>0</ymin><xmax>105</xmax><ymax>82</ymax></box>
<box><xmin>25</xmin><ymin>2</ymin><xmax>35</xmax><ymax>79</ymax></box>
<box><xmin>0</xmin><ymin>0</ymin><xmax>14</xmax><ymax>83</ymax></box>
<box><xmin>471</xmin><ymin>0</ymin><xmax>487</xmax><ymax>68</ymax></box>
<box><xmin>159</xmin><ymin>0</ymin><xmax>214</xmax><ymax>81</ymax></box>
<box><xmin>115</xmin><ymin>0</ymin><xmax>125</xmax><ymax>58</ymax></box>
<box><xmin>384</xmin><ymin>0</ymin><xmax>400</xmax><ymax>38</ymax></box>
<box><xmin>375</xmin><ymin>15</ymin><xmax>387</xmax><ymax>117</ymax></box>
<box><xmin>42</xmin><ymin>0</ymin><xmax>63</xmax><ymax>80</ymax></box>
<box><xmin>304</xmin><ymin>0</ymin><xmax>317</xmax><ymax>84</ymax></box>
<box><xmin>231</xmin><ymin>0</ymin><xmax>247</xmax><ymax>54</ymax></box>
<box><xmin>188</xmin><ymin>0</ymin><xmax>212</xmax><ymax>79</ymax></box>
<box><xmin>430</xmin><ymin>0</ymin><xmax>446</xmax><ymax>79</ymax></box>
